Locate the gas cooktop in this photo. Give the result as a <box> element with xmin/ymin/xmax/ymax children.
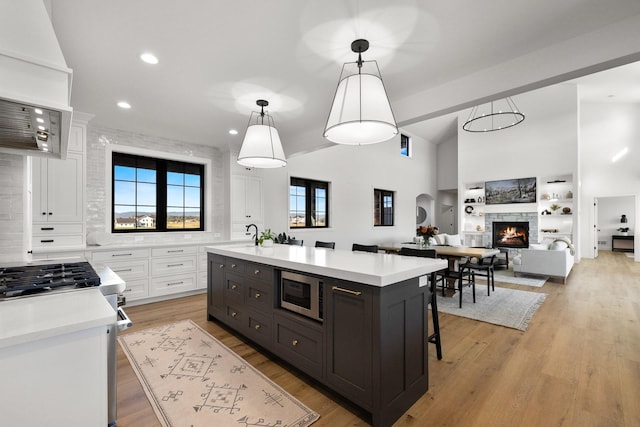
<box><xmin>0</xmin><ymin>261</ymin><xmax>101</xmax><ymax>299</ymax></box>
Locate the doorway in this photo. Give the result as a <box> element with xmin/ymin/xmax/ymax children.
<box><xmin>594</xmin><ymin>195</ymin><xmax>636</xmax><ymax>259</ymax></box>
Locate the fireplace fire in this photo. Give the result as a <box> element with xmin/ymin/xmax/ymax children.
<box><xmin>492</xmin><ymin>221</ymin><xmax>529</xmax><ymax>248</ymax></box>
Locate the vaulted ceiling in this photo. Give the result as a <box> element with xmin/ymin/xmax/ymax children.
<box><xmin>49</xmin><ymin>0</ymin><xmax>640</xmax><ymax>154</ymax></box>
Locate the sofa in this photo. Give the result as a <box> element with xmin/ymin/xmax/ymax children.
<box><xmin>512</xmin><ymin>238</ymin><xmax>575</xmax><ymax>283</ymax></box>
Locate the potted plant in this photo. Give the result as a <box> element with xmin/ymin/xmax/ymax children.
<box><xmin>258</xmin><ymin>229</ymin><xmax>276</xmax><ymax>246</ymax></box>
<box><xmin>550</xmin><ymin>203</ymin><xmax>561</xmax><ymax>214</ymax></box>
<box><xmin>617</xmin><ymin>227</ymin><xmax>630</xmax><ymax>236</ymax></box>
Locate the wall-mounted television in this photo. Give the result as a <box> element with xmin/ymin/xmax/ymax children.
<box><xmin>484</xmin><ymin>177</ymin><xmax>536</xmax><ymax>205</ymax></box>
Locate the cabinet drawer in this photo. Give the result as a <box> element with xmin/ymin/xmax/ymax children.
<box><xmin>151</xmin><ymin>255</ymin><xmax>197</xmax><ymax>276</ymax></box>
<box><xmin>224</xmin><ymin>273</ymin><xmax>245</xmax><ymax>302</ymax></box>
<box><xmin>246</xmin><ymin>310</ymin><xmax>272</xmax><ymax>348</ymax></box>
<box><xmin>244</xmin><ymin>263</ymin><xmax>273</xmax><ymax>282</ymax></box>
<box><xmin>224</xmin><ymin>302</ymin><xmax>247</xmax><ymax>329</ymax></box>
<box><xmin>32</xmin><ymin>234</ymin><xmax>83</xmax><ymax>248</ymax></box>
<box><xmin>121</xmin><ymin>278</ymin><xmax>149</xmax><ymax>301</ymax></box>
<box><xmin>92</xmin><ymin>248</ymin><xmax>149</xmax><ymax>262</ymax></box>
<box><xmin>150</xmin><ymin>273</ymin><xmax>196</xmax><ymax>296</ymax></box>
<box><xmin>246</xmin><ymin>279</ymin><xmax>273</xmax><ymax>313</ymax></box>
<box><xmin>226</xmin><ymin>259</ymin><xmax>246</xmax><ymax>275</ymax></box>
<box><xmin>273</xmin><ymin>313</ymin><xmax>323</xmax><ymax>378</ymax></box>
<box><xmin>32</xmin><ymin>223</ymin><xmax>83</xmax><ymax>235</ymax></box>
<box><xmin>151</xmin><ymin>246</ymin><xmax>197</xmax><ymax>257</ymax></box>
<box><xmin>105</xmin><ymin>259</ymin><xmax>149</xmax><ymax>280</ymax></box>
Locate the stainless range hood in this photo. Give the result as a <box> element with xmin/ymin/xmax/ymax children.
<box><xmin>0</xmin><ymin>0</ymin><xmax>73</xmax><ymax>159</ymax></box>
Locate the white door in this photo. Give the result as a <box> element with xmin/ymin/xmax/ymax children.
<box><xmin>593</xmin><ymin>198</ymin><xmax>599</xmax><ymax>258</ymax></box>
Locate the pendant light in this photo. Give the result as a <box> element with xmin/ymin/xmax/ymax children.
<box><xmin>237</xmin><ymin>99</ymin><xmax>287</xmax><ymax>168</ymax></box>
<box><xmin>324</xmin><ymin>39</ymin><xmax>398</xmax><ymax>145</ymax></box>
<box><xmin>462</xmin><ymin>96</ymin><xmax>525</xmax><ymax>132</ymax></box>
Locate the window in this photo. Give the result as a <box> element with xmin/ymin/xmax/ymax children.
<box><xmin>400</xmin><ymin>133</ymin><xmax>411</xmax><ymax>157</ymax></box>
<box><xmin>112</xmin><ymin>152</ymin><xmax>204</xmax><ymax>232</ymax></box>
<box><xmin>289</xmin><ymin>177</ymin><xmax>329</xmax><ymax>228</ymax></box>
<box><xmin>374</xmin><ymin>189</ymin><xmax>394</xmax><ymax>226</ymax></box>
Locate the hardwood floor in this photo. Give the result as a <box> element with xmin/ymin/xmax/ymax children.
<box><xmin>116</xmin><ymin>251</ymin><xmax>640</xmax><ymax>426</ymax></box>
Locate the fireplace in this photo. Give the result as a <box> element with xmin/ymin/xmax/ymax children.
<box><xmin>492</xmin><ymin>221</ymin><xmax>529</xmax><ymax>248</ymax></box>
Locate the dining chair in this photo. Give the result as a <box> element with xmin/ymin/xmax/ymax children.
<box><xmin>314</xmin><ymin>241</ymin><xmax>335</xmax><ymax>249</ymax></box>
<box><xmin>467</xmin><ymin>254</ymin><xmax>496</xmax><ymax>295</ymax></box>
<box><xmin>352</xmin><ymin>243</ymin><xmax>379</xmax><ymax>253</ymax></box>
<box><xmin>397</xmin><ymin>246</ymin><xmax>444</xmax><ymax>359</ymax></box>
<box><xmin>286</xmin><ymin>239</ymin><xmax>304</xmax><ymax>246</ymax></box>
<box><xmin>437</xmin><ymin>259</ymin><xmax>476</xmax><ymax>309</ymax></box>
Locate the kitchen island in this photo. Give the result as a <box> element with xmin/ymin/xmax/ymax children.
<box><xmin>206</xmin><ymin>244</ymin><xmax>447</xmax><ymax>427</ymax></box>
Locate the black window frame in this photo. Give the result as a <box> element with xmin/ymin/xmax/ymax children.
<box><xmin>289</xmin><ymin>177</ymin><xmax>329</xmax><ymax>229</ymax></box>
<box><xmin>112</xmin><ymin>152</ymin><xmax>205</xmax><ymax>233</ymax></box>
<box><xmin>374</xmin><ymin>188</ymin><xmax>394</xmax><ymax>226</ymax></box>
<box><xmin>400</xmin><ymin>133</ymin><xmax>411</xmax><ymax>157</ymax></box>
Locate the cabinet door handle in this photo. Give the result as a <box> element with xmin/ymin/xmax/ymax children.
<box><xmin>231</xmin><ymin>312</ymin><xmax>238</xmax><ymax>318</ymax></box>
<box><xmin>41</xmin><ymin>212</ymin><xmax>46</xmax><ymax>216</ymax></box>
<box><xmin>332</xmin><ymin>286</ymin><xmax>362</xmax><ymax>296</ymax></box>
<box><xmin>40</xmin><ymin>227</ymin><xmax>54</xmax><ymax>231</ymax></box>
<box><xmin>112</xmin><ymin>253</ymin><xmax>133</xmax><ymax>257</ymax></box>
<box><xmin>254</xmin><ymin>324</ymin><xmax>261</xmax><ymax>330</ymax></box>
<box><xmin>254</xmin><ymin>293</ymin><xmax>261</xmax><ymax>299</ymax></box>
<box><xmin>167</xmin><ymin>249</ymin><xmax>184</xmax><ymax>253</ymax></box>
<box><xmin>40</xmin><ymin>239</ymin><xmax>54</xmax><ymax>243</ymax></box>
<box><xmin>231</xmin><ymin>264</ymin><xmax>237</xmax><ymax>268</ymax></box>
<box><xmin>167</xmin><ymin>281</ymin><xmax>184</xmax><ymax>286</ymax></box>
<box><xmin>48</xmin><ymin>212</ymin><xmax>53</xmax><ymax>215</ymax></box>
<box><xmin>291</xmin><ymin>339</ymin><xmax>299</xmax><ymax>347</ymax></box>
<box><xmin>124</xmin><ymin>289</ymin><xmax>132</xmax><ymax>293</ymax></box>
<box><xmin>254</xmin><ymin>269</ymin><xmax>260</xmax><ymax>275</ymax></box>
<box><xmin>231</xmin><ymin>284</ymin><xmax>238</xmax><ymax>290</ymax></box>
<box><xmin>114</xmin><ymin>268</ymin><xmax>132</xmax><ymax>273</ymax></box>
<box><xmin>167</xmin><ymin>263</ymin><xmax>184</xmax><ymax>267</ymax></box>
<box><xmin>218</xmin><ymin>264</ymin><xmax>225</xmax><ymax>269</ymax></box>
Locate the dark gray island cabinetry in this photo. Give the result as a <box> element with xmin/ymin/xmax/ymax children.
<box><xmin>206</xmin><ymin>244</ymin><xmax>447</xmax><ymax>427</ymax></box>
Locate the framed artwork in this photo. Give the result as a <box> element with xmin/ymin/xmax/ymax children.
<box><xmin>485</xmin><ymin>177</ymin><xmax>536</xmax><ymax>205</ymax></box>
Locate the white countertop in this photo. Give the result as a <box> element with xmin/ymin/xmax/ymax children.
<box><xmin>206</xmin><ymin>244</ymin><xmax>448</xmax><ymax>287</ymax></box>
<box><xmin>0</xmin><ymin>288</ymin><xmax>116</xmax><ymax>350</ymax></box>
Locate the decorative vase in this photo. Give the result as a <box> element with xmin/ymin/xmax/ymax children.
<box><xmin>261</xmin><ymin>239</ymin><xmax>274</xmax><ymax>247</ymax></box>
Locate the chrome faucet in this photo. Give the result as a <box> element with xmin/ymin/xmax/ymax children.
<box><xmin>246</xmin><ymin>223</ymin><xmax>258</xmax><ymax>246</ymax></box>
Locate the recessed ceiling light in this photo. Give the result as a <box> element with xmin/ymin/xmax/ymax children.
<box><xmin>140</xmin><ymin>53</ymin><xmax>158</xmax><ymax>65</ymax></box>
<box><xmin>228</xmin><ymin>129</ymin><xmax>238</xmax><ymax>135</ymax></box>
<box><xmin>117</xmin><ymin>101</ymin><xmax>131</xmax><ymax>109</ymax></box>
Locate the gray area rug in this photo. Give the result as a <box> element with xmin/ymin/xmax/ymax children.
<box><xmin>437</xmin><ymin>286</ymin><xmax>547</xmax><ymax>331</ymax></box>
<box><xmin>493</xmin><ymin>271</ymin><xmax>547</xmax><ymax>287</ymax></box>
<box><xmin>119</xmin><ymin>319</ymin><xmax>319</xmax><ymax>427</ymax></box>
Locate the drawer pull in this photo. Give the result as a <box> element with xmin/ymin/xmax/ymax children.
<box><xmin>124</xmin><ymin>289</ymin><xmax>132</xmax><ymax>293</ymax></box>
<box><xmin>332</xmin><ymin>286</ymin><xmax>362</xmax><ymax>296</ymax></box>
<box><xmin>40</xmin><ymin>227</ymin><xmax>54</xmax><ymax>231</ymax></box>
<box><xmin>254</xmin><ymin>293</ymin><xmax>261</xmax><ymax>299</ymax></box>
<box><xmin>292</xmin><ymin>339</ymin><xmax>299</xmax><ymax>347</ymax></box>
<box><xmin>114</xmin><ymin>268</ymin><xmax>133</xmax><ymax>273</ymax></box>
<box><xmin>167</xmin><ymin>263</ymin><xmax>184</xmax><ymax>267</ymax></box>
<box><xmin>40</xmin><ymin>239</ymin><xmax>54</xmax><ymax>243</ymax></box>
<box><xmin>112</xmin><ymin>253</ymin><xmax>133</xmax><ymax>257</ymax></box>
<box><xmin>167</xmin><ymin>281</ymin><xmax>184</xmax><ymax>286</ymax></box>
<box><xmin>218</xmin><ymin>264</ymin><xmax>225</xmax><ymax>269</ymax></box>
<box><xmin>231</xmin><ymin>264</ymin><xmax>237</xmax><ymax>268</ymax></box>
<box><xmin>167</xmin><ymin>249</ymin><xmax>184</xmax><ymax>253</ymax></box>
<box><xmin>231</xmin><ymin>312</ymin><xmax>238</xmax><ymax>318</ymax></box>
<box><xmin>231</xmin><ymin>284</ymin><xmax>238</xmax><ymax>290</ymax></box>
<box><xmin>254</xmin><ymin>269</ymin><xmax>260</xmax><ymax>275</ymax></box>
<box><xmin>254</xmin><ymin>324</ymin><xmax>261</xmax><ymax>330</ymax></box>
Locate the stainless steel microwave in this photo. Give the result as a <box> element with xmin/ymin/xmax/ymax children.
<box><xmin>280</xmin><ymin>271</ymin><xmax>323</xmax><ymax>322</ymax></box>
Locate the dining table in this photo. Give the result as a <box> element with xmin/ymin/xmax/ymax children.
<box><xmin>379</xmin><ymin>243</ymin><xmax>500</xmax><ymax>290</ymax></box>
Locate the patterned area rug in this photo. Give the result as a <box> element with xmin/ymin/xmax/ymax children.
<box><xmin>437</xmin><ymin>286</ymin><xmax>547</xmax><ymax>331</ymax></box>
<box><xmin>119</xmin><ymin>320</ymin><xmax>319</xmax><ymax>427</ymax></box>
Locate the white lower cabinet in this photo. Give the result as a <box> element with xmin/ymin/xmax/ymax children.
<box><xmin>150</xmin><ymin>273</ymin><xmax>197</xmax><ymax>297</ymax></box>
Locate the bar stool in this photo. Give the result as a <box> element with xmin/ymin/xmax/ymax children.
<box><xmin>398</xmin><ymin>247</ymin><xmax>443</xmax><ymax>360</ymax></box>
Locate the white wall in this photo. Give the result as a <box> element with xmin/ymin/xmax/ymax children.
<box><xmin>457</xmin><ymin>84</ymin><xmax>580</xmax><ymax>255</ymax></box>
<box><xmin>580</xmin><ymin>102</ymin><xmax>640</xmax><ymax>260</ymax></box>
<box><xmin>261</xmin><ymin>132</ymin><xmax>438</xmax><ymax>251</ymax></box>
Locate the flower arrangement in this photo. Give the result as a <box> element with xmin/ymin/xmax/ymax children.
<box><xmin>417</xmin><ymin>225</ymin><xmax>439</xmax><ymax>240</ymax></box>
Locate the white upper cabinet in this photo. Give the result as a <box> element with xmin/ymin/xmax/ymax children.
<box><xmin>32</xmin><ymin>151</ymin><xmax>83</xmax><ymax>223</ymax></box>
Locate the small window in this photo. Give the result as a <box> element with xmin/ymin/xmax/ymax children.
<box><xmin>400</xmin><ymin>133</ymin><xmax>411</xmax><ymax>157</ymax></box>
<box><xmin>374</xmin><ymin>189</ymin><xmax>394</xmax><ymax>226</ymax></box>
<box><xmin>290</xmin><ymin>177</ymin><xmax>329</xmax><ymax>228</ymax></box>
<box><xmin>112</xmin><ymin>152</ymin><xmax>204</xmax><ymax>232</ymax></box>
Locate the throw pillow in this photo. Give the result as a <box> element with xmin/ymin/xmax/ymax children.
<box><xmin>529</xmin><ymin>243</ymin><xmax>547</xmax><ymax>250</ymax></box>
<box><xmin>446</xmin><ymin>234</ymin><xmax>462</xmax><ymax>247</ymax></box>
<box><xmin>549</xmin><ymin>241</ymin><xmax>569</xmax><ymax>251</ymax></box>
<box><xmin>435</xmin><ymin>234</ymin><xmax>447</xmax><ymax>245</ymax></box>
